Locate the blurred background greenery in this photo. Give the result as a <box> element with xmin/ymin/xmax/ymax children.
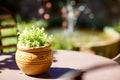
<box><xmin>0</xmin><ymin>0</ymin><xmax>120</xmax><ymax>58</ymax></box>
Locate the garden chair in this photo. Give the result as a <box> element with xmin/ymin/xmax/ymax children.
<box><xmin>0</xmin><ymin>6</ymin><xmax>17</xmax><ymax>53</ymax></box>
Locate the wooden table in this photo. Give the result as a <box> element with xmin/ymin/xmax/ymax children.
<box><xmin>0</xmin><ymin>50</ymin><xmax>120</xmax><ymax>80</ymax></box>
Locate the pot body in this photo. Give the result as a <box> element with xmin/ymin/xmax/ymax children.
<box><xmin>15</xmin><ymin>45</ymin><xmax>53</xmax><ymax>75</ymax></box>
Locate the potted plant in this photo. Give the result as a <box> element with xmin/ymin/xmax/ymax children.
<box><xmin>15</xmin><ymin>26</ymin><xmax>53</xmax><ymax>76</ymax></box>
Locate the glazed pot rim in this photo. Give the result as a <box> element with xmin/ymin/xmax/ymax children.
<box><xmin>17</xmin><ymin>44</ymin><xmax>51</xmax><ymax>52</ymax></box>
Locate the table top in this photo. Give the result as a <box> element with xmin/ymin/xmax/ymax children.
<box><xmin>0</xmin><ymin>50</ymin><xmax>120</xmax><ymax>80</ymax></box>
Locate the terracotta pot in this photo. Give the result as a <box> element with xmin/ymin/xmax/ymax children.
<box><xmin>15</xmin><ymin>45</ymin><xmax>53</xmax><ymax>75</ymax></box>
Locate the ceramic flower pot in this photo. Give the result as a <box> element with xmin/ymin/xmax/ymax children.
<box><xmin>15</xmin><ymin>45</ymin><xmax>53</xmax><ymax>76</ymax></box>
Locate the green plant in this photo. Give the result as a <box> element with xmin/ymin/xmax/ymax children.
<box><xmin>17</xmin><ymin>26</ymin><xmax>52</xmax><ymax>48</ymax></box>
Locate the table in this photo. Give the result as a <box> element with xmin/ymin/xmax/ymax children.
<box><xmin>0</xmin><ymin>50</ymin><xmax>120</xmax><ymax>80</ymax></box>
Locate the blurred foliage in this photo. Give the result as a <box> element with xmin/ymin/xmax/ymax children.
<box><xmin>16</xmin><ymin>15</ymin><xmax>48</xmax><ymax>32</ymax></box>
<box><xmin>17</xmin><ymin>20</ymin><xmax>48</xmax><ymax>32</ymax></box>
<box><xmin>51</xmin><ymin>33</ymin><xmax>74</xmax><ymax>50</ymax></box>
<box><xmin>49</xmin><ymin>28</ymin><xmax>116</xmax><ymax>50</ymax></box>
<box><xmin>113</xmin><ymin>20</ymin><xmax>120</xmax><ymax>33</ymax></box>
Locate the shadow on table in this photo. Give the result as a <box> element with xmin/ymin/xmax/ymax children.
<box><xmin>0</xmin><ymin>52</ymin><xmax>19</xmax><ymax>70</ymax></box>
<box><xmin>28</xmin><ymin>67</ymin><xmax>80</xmax><ymax>79</ymax></box>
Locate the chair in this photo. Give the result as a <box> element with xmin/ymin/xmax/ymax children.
<box><xmin>0</xmin><ymin>6</ymin><xmax>17</xmax><ymax>53</ymax></box>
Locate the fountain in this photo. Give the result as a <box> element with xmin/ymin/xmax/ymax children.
<box><xmin>66</xmin><ymin>0</ymin><xmax>77</xmax><ymax>34</ymax></box>
<box><xmin>63</xmin><ymin>0</ymin><xmax>92</xmax><ymax>34</ymax></box>
<box><xmin>62</xmin><ymin>0</ymin><xmax>81</xmax><ymax>34</ymax></box>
